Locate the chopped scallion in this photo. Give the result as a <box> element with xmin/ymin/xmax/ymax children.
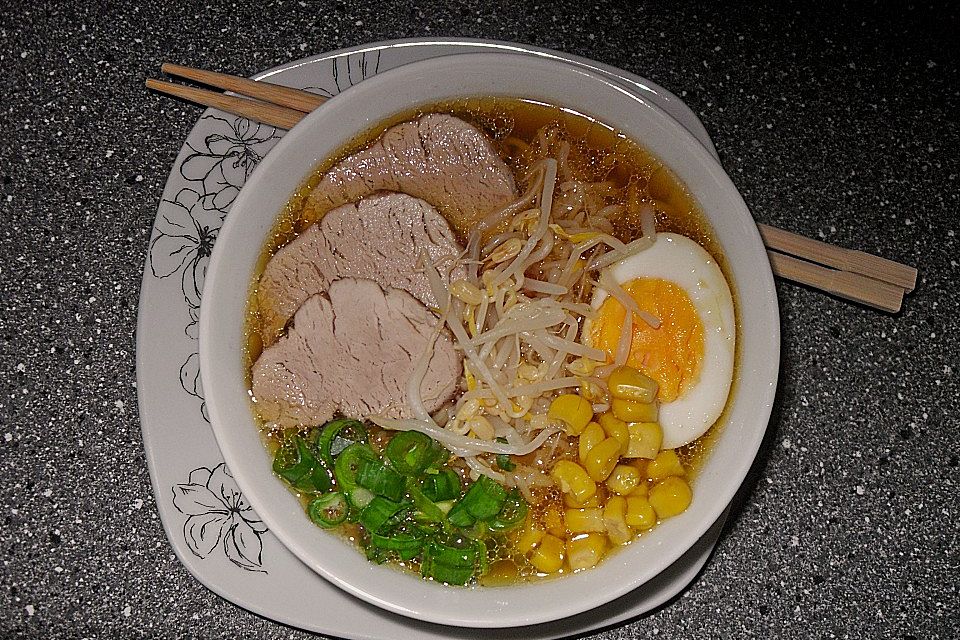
<box><xmin>460</xmin><ymin>475</ymin><xmax>508</xmax><ymax>521</ymax></box>
<box><xmin>421</xmin><ymin>468</ymin><xmax>461</xmax><ymax>502</ymax></box>
<box><xmin>489</xmin><ymin>489</ymin><xmax>528</xmax><ymax>531</ymax></box>
<box><xmin>308</xmin><ymin>491</ymin><xmax>348</xmax><ymax>528</ymax></box>
<box><xmin>333</xmin><ymin>443</ymin><xmax>378</xmax><ymax>495</ymax></box>
<box><xmin>317</xmin><ymin>418</ymin><xmax>368</xmax><ymax>466</ymax></box>
<box><xmin>408</xmin><ymin>480</ymin><xmax>448</xmax><ymax>524</ymax></box>
<box><xmin>359</xmin><ymin>496</ymin><xmax>407</xmax><ymax>534</ymax></box>
<box><xmin>385</xmin><ymin>430</ymin><xmax>448</xmax><ymax>476</ymax></box>
<box><xmin>356</xmin><ymin>458</ymin><xmax>406</xmax><ymax>502</ymax></box>
<box><xmin>273</xmin><ymin>435</ymin><xmax>331</xmax><ymax>493</ymax></box>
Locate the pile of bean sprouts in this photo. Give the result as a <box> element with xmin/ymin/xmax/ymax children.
<box><xmin>373</xmin><ymin>126</ymin><xmax>660</xmax><ymax>500</ymax></box>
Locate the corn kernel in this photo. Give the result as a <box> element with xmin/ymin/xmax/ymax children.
<box><xmin>647</xmin><ymin>449</ymin><xmax>685</xmax><ymax>481</ymax></box>
<box><xmin>548</xmin><ymin>394</ymin><xmax>594</xmax><ymax>435</ymax></box>
<box><xmin>605</xmin><ymin>464</ymin><xmax>641</xmax><ymax>495</ymax></box>
<box><xmin>563</xmin><ymin>489</ymin><xmax>602</xmax><ymax>508</ymax></box>
<box><xmin>542</xmin><ymin>502</ymin><xmax>566</xmax><ymax>538</ymax></box>
<box><xmin>625</xmin><ymin>495</ymin><xmax>657</xmax><ymax>530</ymax></box>
<box><xmin>625</xmin><ymin>422</ymin><xmax>663</xmax><ymax>459</ymax></box>
<box><xmin>611</xmin><ymin>398</ymin><xmax>659</xmax><ymax>423</ymax></box>
<box><xmin>628</xmin><ymin>481</ymin><xmax>649</xmax><ymax>497</ymax></box>
<box><xmin>579</xmin><ymin>422</ymin><xmax>605</xmax><ymax>463</ymax></box>
<box><xmin>607</xmin><ymin>366</ymin><xmax>658</xmax><ymax>403</ymax></box>
<box><xmin>583</xmin><ymin>437</ymin><xmax>622</xmax><ymax>482</ymax></box>
<box><xmin>598</xmin><ymin>412</ymin><xmax>630</xmax><ymax>454</ymax></box>
<box><xmin>648</xmin><ymin>476</ymin><xmax>692</xmax><ymax>519</ymax></box>
<box><xmin>517</xmin><ymin>517</ymin><xmax>546</xmax><ymax>554</ymax></box>
<box><xmin>550</xmin><ymin>460</ymin><xmax>597</xmax><ymax>503</ymax></box>
<box><xmin>529</xmin><ymin>533</ymin><xmax>565</xmax><ymax>573</ymax></box>
<box><xmin>603</xmin><ymin>496</ymin><xmax>633</xmax><ymax>545</ymax></box>
<box><xmin>566</xmin><ymin>533</ymin><xmax>607</xmax><ymax>571</ymax></box>
<box><xmin>565</xmin><ymin>507</ymin><xmax>606</xmax><ymax>533</ymax></box>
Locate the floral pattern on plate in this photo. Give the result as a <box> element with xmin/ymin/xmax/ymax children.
<box><xmin>172</xmin><ymin>464</ymin><xmax>268</xmax><ymax>572</ymax></box>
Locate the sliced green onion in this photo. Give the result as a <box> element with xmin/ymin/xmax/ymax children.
<box><xmin>489</xmin><ymin>489</ymin><xmax>528</xmax><ymax>531</ymax></box>
<box><xmin>421</xmin><ymin>468</ymin><xmax>461</xmax><ymax>502</ymax></box>
<box><xmin>429</xmin><ymin>542</ymin><xmax>474</xmax><ymax>567</ymax></box>
<box><xmin>421</xmin><ymin>538</ymin><xmax>482</xmax><ymax>586</ymax></box>
<box><xmin>308</xmin><ymin>462</ymin><xmax>333</xmax><ymax>493</ymax></box>
<box><xmin>271</xmin><ymin>430</ymin><xmax>299</xmax><ymax>468</ymax></box>
<box><xmin>334</xmin><ymin>443</ymin><xmax>378</xmax><ymax>495</ymax></box>
<box><xmin>317</xmin><ymin>418</ymin><xmax>368</xmax><ymax>466</ymax></box>
<box><xmin>408</xmin><ymin>480</ymin><xmax>447</xmax><ymax>524</ymax></box>
<box><xmin>414</xmin><ymin>521</ymin><xmax>443</xmax><ymax>538</ymax></box>
<box><xmin>307</xmin><ymin>491</ymin><xmax>348</xmax><ymax>528</ymax></box>
<box><xmin>277</xmin><ymin>419</ymin><xmax>525</xmax><ymax>584</ymax></box>
<box><xmin>446</xmin><ymin>500</ymin><xmax>476</xmax><ymax>528</ymax></box>
<box><xmin>459</xmin><ymin>475</ymin><xmax>508</xmax><ymax>521</ymax></box>
<box><xmin>273</xmin><ymin>436</ymin><xmax>331</xmax><ymax>492</ymax></box>
<box><xmin>272</xmin><ymin>436</ymin><xmax>312</xmax><ymax>484</ymax></box>
<box><xmin>359</xmin><ymin>496</ymin><xmax>407</xmax><ymax>534</ymax></box>
<box><xmin>385</xmin><ymin>431</ymin><xmax>448</xmax><ymax>476</ymax></box>
<box><xmin>356</xmin><ymin>458</ymin><xmax>406</xmax><ymax>502</ymax></box>
<box><xmin>428</xmin><ymin>562</ymin><xmax>473</xmax><ymax>585</ymax></box>
<box><xmin>370</xmin><ymin>531</ymin><xmax>422</xmax><ymax>553</ymax></box>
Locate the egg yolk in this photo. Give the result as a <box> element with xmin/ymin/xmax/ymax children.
<box><xmin>589</xmin><ymin>278</ymin><xmax>704</xmax><ymax>402</ymax></box>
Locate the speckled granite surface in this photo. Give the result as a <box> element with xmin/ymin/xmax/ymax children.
<box><xmin>1</xmin><ymin>1</ymin><xmax>957</xmax><ymax>638</ymax></box>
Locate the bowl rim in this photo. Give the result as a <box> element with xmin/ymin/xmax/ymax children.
<box><xmin>199</xmin><ymin>51</ymin><xmax>780</xmax><ymax>628</ymax></box>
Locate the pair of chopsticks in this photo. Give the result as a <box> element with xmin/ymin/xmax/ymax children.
<box><xmin>760</xmin><ymin>225</ymin><xmax>915</xmax><ymax>313</ymax></box>
<box><xmin>146</xmin><ymin>63</ymin><xmax>327</xmax><ymax>129</ymax></box>
<box><xmin>146</xmin><ymin>63</ymin><xmax>919</xmax><ymax>313</ymax></box>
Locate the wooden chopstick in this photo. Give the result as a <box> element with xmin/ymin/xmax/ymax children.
<box><xmin>767</xmin><ymin>251</ymin><xmax>904</xmax><ymax>313</ymax></box>
<box><xmin>146</xmin><ymin>62</ymin><xmax>918</xmax><ymax>313</ymax></box>
<box><xmin>160</xmin><ymin>62</ymin><xmax>327</xmax><ymax>113</ymax></box>
<box><xmin>145</xmin><ymin>78</ymin><xmax>306</xmax><ymax>130</ymax></box>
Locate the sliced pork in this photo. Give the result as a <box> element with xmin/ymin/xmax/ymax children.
<box><xmin>257</xmin><ymin>192</ymin><xmax>464</xmax><ymax>344</ymax></box>
<box><xmin>306</xmin><ymin>114</ymin><xmax>518</xmax><ymax>236</ymax></box>
<box><xmin>251</xmin><ymin>278</ymin><xmax>461</xmax><ymax>427</ymax></box>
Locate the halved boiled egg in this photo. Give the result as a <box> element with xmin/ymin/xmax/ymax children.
<box><xmin>584</xmin><ymin>233</ymin><xmax>735</xmax><ymax>449</ymax></box>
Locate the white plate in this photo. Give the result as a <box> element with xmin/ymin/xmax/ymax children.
<box><xmin>137</xmin><ymin>38</ymin><xmax>727</xmax><ymax>638</ymax></box>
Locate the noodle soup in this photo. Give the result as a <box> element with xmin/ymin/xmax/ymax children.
<box><xmin>244</xmin><ymin>98</ymin><xmax>737</xmax><ymax>586</ymax></box>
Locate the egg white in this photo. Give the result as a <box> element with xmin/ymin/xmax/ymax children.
<box><xmin>587</xmin><ymin>233</ymin><xmax>736</xmax><ymax>449</ymax></box>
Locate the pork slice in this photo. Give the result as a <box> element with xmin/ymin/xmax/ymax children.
<box><xmin>257</xmin><ymin>192</ymin><xmax>464</xmax><ymax>345</ymax></box>
<box><xmin>306</xmin><ymin>114</ymin><xmax>518</xmax><ymax>236</ymax></box>
<box><xmin>251</xmin><ymin>278</ymin><xmax>462</xmax><ymax>427</ymax></box>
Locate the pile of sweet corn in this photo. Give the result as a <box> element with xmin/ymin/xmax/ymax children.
<box><xmin>517</xmin><ymin>365</ymin><xmax>693</xmax><ymax>574</ymax></box>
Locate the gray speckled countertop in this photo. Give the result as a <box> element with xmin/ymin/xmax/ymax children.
<box><xmin>1</xmin><ymin>1</ymin><xmax>957</xmax><ymax>638</ymax></box>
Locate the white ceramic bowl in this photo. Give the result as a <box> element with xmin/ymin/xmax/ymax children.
<box><xmin>200</xmin><ymin>52</ymin><xmax>780</xmax><ymax>628</ymax></box>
